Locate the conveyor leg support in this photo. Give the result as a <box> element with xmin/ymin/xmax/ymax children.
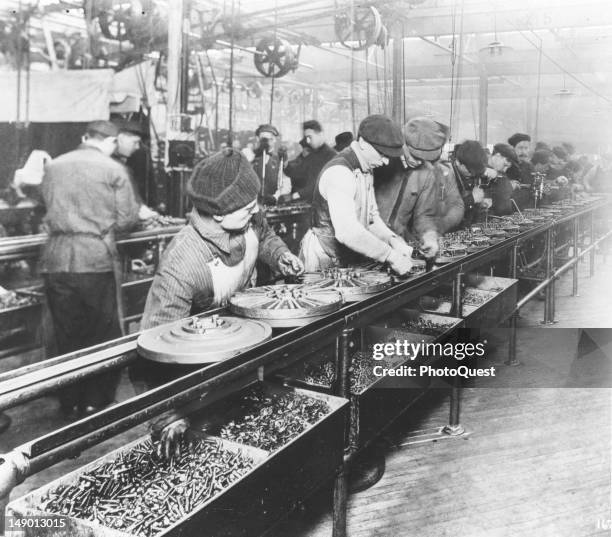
<box><xmin>332</xmin><ymin>468</ymin><xmax>348</xmax><ymax>537</ymax></box>
<box><xmin>505</xmin><ymin>313</ymin><xmax>520</xmax><ymax>366</ymax></box>
<box><xmin>443</xmin><ymin>383</ymin><xmax>465</xmax><ymax>436</ymax></box>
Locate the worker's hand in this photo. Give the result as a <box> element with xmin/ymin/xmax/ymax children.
<box><xmin>157</xmin><ymin>418</ymin><xmax>195</xmax><ymax>460</ymax></box>
<box><xmin>510</xmin><ymin>180</ymin><xmax>521</xmax><ymax>190</ymax></box>
<box><xmin>388</xmin><ymin>235</ymin><xmax>413</xmax><ymax>258</ymax></box>
<box><xmin>138</xmin><ymin>204</ymin><xmax>159</xmax><ymax>220</ymax></box>
<box><xmin>277</xmin><ymin>193</ymin><xmax>294</xmax><ymax>205</ymax></box>
<box><xmin>420</xmin><ymin>231</ymin><xmax>440</xmax><ymax>259</ymax></box>
<box><xmin>482</xmin><ymin>198</ymin><xmax>493</xmax><ymax>209</ymax></box>
<box><xmin>277</xmin><ymin>251</ymin><xmax>304</xmax><ymax>276</ymax></box>
<box><xmin>483</xmin><ymin>168</ymin><xmax>498</xmax><ymax>179</ymax></box>
<box><xmin>472</xmin><ymin>186</ymin><xmax>485</xmax><ymax>203</ymax></box>
<box><xmin>387</xmin><ymin>249</ymin><xmax>413</xmax><ymax>276</ymax></box>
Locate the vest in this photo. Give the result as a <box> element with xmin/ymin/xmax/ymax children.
<box><xmin>310</xmin><ymin>148</ymin><xmax>372</xmax><ymax>265</ymax></box>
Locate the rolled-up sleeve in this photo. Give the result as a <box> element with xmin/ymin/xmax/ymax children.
<box><xmin>320</xmin><ymin>166</ymin><xmax>392</xmax><ymax>262</ymax></box>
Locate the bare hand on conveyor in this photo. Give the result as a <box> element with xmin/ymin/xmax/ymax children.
<box><xmin>387</xmin><ymin>249</ymin><xmax>413</xmax><ymax>276</ymax></box>
<box><xmin>156</xmin><ymin>418</ymin><xmax>196</xmax><ymax>460</ymax></box>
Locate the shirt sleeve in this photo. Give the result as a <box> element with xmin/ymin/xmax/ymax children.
<box><xmin>255</xmin><ymin>213</ymin><xmax>291</xmax><ymax>267</ymax></box>
<box><xmin>113</xmin><ymin>166</ymin><xmax>141</xmax><ymax>232</ymax></box>
<box><xmin>319</xmin><ymin>166</ymin><xmax>392</xmax><ymax>262</ymax></box>
<box><xmin>436</xmin><ymin>168</ymin><xmax>464</xmax><ymax>233</ymax></box>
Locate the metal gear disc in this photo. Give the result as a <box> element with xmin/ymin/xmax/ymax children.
<box><xmin>137</xmin><ymin>314</ymin><xmax>272</xmax><ymax>364</ymax></box>
<box><xmin>229</xmin><ymin>284</ymin><xmax>343</xmax><ymax>327</ymax></box>
<box><xmin>301</xmin><ymin>267</ymin><xmax>392</xmax><ymax>302</ymax></box>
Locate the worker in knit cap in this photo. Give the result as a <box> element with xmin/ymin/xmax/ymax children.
<box><xmin>134</xmin><ymin>148</ymin><xmax>304</xmax><ymax>457</ymax></box>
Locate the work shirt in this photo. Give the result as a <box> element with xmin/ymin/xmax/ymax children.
<box><xmin>252</xmin><ymin>152</ymin><xmax>291</xmax><ymax>200</ymax></box>
<box><xmin>285</xmin><ymin>143</ymin><xmax>336</xmax><ymax>203</ymax></box>
<box><xmin>374</xmin><ymin>159</ymin><xmax>441</xmax><ymax>239</ymax></box>
<box><xmin>40</xmin><ymin>144</ymin><xmax>140</xmax><ymax>273</ymax></box>
<box><xmin>141</xmin><ymin>209</ymin><xmax>289</xmax><ymax>329</ymax></box>
<box><xmin>308</xmin><ymin>142</ymin><xmax>394</xmax><ymax>266</ymax></box>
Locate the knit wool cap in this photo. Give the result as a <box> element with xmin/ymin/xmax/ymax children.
<box><xmin>357</xmin><ymin>114</ymin><xmax>404</xmax><ymax>157</ymax></box>
<box><xmin>493</xmin><ymin>143</ymin><xmax>520</xmax><ymax>167</ymax></box>
<box><xmin>507</xmin><ymin>132</ymin><xmax>531</xmax><ymax>147</ymax></box>
<box><xmin>187</xmin><ymin>149</ymin><xmax>261</xmax><ymax>215</ymax></box>
<box><xmin>403</xmin><ymin>117</ymin><xmax>448</xmax><ymax>161</ymax></box>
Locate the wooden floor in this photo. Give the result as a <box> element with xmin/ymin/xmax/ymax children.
<box><xmin>1</xmin><ymin>257</ymin><xmax>611</xmax><ymax>537</ymax></box>
<box><xmin>267</xmin><ymin>258</ymin><xmax>612</xmax><ymax>537</ymax></box>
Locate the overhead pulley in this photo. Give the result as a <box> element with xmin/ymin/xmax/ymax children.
<box><xmin>334</xmin><ymin>5</ymin><xmax>384</xmax><ymax>51</ymax></box>
<box><xmin>253</xmin><ymin>37</ymin><xmax>298</xmax><ymax>78</ymax></box>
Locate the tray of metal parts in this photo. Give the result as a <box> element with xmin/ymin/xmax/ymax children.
<box><xmin>300</xmin><ymin>266</ymin><xmax>393</xmax><ymax>302</ymax></box>
<box><xmin>0</xmin><ymin>287</ymin><xmax>43</xmax><ymax>314</ymax></box>
<box><xmin>418</xmin><ymin>275</ymin><xmax>518</xmax><ymax>328</ymax></box>
<box><xmin>229</xmin><ymin>284</ymin><xmax>343</xmax><ymax>327</ymax></box>
<box><xmin>435</xmin><ymin>243</ymin><xmax>469</xmax><ymax>264</ymax></box>
<box><xmin>7</xmin><ymin>433</ymin><xmax>269</xmax><ymax>537</ymax></box>
<box><xmin>275</xmin><ymin>336</ymin><xmax>434</xmax><ymax>448</ymax></box>
<box><xmin>192</xmin><ymin>382</ymin><xmax>348</xmax><ymax>531</ymax></box>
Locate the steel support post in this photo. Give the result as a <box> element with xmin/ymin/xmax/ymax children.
<box><xmin>549</xmin><ymin>227</ymin><xmax>557</xmax><ymax>323</ymax></box>
<box><xmin>506</xmin><ymin>243</ymin><xmax>520</xmax><ymax>365</ymax></box>
<box><xmin>332</xmin><ymin>328</ymin><xmax>354</xmax><ymax>537</ymax></box>
<box><xmin>589</xmin><ymin>211</ymin><xmax>595</xmax><ymax>276</ymax></box>
<box><xmin>542</xmin><ymin>228</ymin><xmax>552</xmax><ymax>324</ymax></box>
<box><xmin>444</xmin><ymin>272</ymin><xmax>465</xmax><ymax>435</ymax></box>
<box><xmin>572</xmin><ymin>217</ymin><xmax>579</xmax><ymax>296</ymax></box>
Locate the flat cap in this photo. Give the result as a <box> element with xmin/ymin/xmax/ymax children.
<box><xmin>403</xmin><ymin>117</ymin><xmax>448</xmax><ymax>161</ymax></box>
<box><xmin>507</xmin><ymin>132</ymin><xmax>531</xmax><ymax>147</ymax></box>
<box><xmin>86</xmin><ymin>120</ymin><xmax>119</xmax><ymax>138</ymax></box>
<box><xmin>357</xmin><ymin>114</ymin><xmax>404</xmax><ymax>158</ymax></box>
<box><xmin>493</xmin><ymin>143</ymin><xmax>519</xmax><ymax>167</ymax></box>
<box><xmin>255</xmin><ymin>124</ymin><xmax>279</xmax><ymax>137</ymax></box>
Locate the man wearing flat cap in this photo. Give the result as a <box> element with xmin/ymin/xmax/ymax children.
<box><xmin>482</xmin><ymin>143</ymin><xmax>520</xmax><ymax>216</ymax></box>
<box><xmin>252</xmin><ymin>123</ymin><xmax>291</xmax><ymax>205</ymax></box>
<box><xmin>375</xmin><ymin>117</ymin><xmax>446</xmax><ymax>252</ymax></box>
<box><xmin>135</xmin><ymin>148</ymin><xmax>303</xmax><ymax>457</ymax></box>
<box><xmin>507</xmin><ymin>132</ymin><xmax>534</xmax><ymax>208</ymax></box>
<box><xmin>40</xmin><ymin>120</ymin><xmax>142</xmax><ymax>419</ymax></box>
<box><xmin>300</xmin><ymin>114</ymin><xmax>415</xmax><ymax>275</ymax></box>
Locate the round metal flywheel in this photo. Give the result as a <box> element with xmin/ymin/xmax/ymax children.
<box><xmin>229</xmin><ymin>284</ymin><xmax>343</xmax><ymax>327</ymax></box>
<box><xmin>253</xmin><ymin>37</ymin><xmax>297</xmax><ymax>78</ymax></box>
<box><xmin>334</xmin><ymin>6</ymin><xmax>383</xmax><ymax>51</ymax></box>
<box><xmin>301</xmin><ymin>267</ymin><xmax>392</xmax><ymax>302</ymax></box>
<box><xmin>137</xmin><ymin>314</ymin><xmax>272</xmax><ymax>364</ymax></box>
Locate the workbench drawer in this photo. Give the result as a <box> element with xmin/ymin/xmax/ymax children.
<box><xmin>418</xmin><ymin>275</ymin><xmax>518</xmax><ymax>328</ymax></box>
<box><xmin>7</xmin><ymin>383</ymin><xmax>348</xmax><ymax>537</ymax></box>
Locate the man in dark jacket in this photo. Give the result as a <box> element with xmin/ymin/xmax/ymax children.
<box><xmin>448</xmin><ymin>140</ymin><xmax>489</xmax><ymax>226</ymax></box>
<box><xmin>252</xmin><ymin>124</ymin><xmax>291</xmax><ymax>205</ymax></box>
<box><xmin>283</xmin><ymin>120</ymin><xmax>336</xmax><ymax>204</ymax></box>
<box><xmin>40</xmin><ymin>120</ymin><xmax>141</xmax><ymax>419</ymax></box>
<box><xmin>482</xmin><ymin>143</ymin><xmax>520</xmax><ymax>216</ymax></box>
<box><xmin>507</xmin><ymin>132</ymin><xmax>535</xmax><ymax>209</ymax></box>
<box><xmin>374</xmin><ymin>117</ymin><xmax>444</xmax><ymax>250</ymax></box>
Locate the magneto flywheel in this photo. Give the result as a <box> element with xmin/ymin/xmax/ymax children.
<box><xmin>301</xmin><ymin>267</ymin><xmax>392</xmax><ymax>302</ymax></box>
<box><xmin>229</xmin><ymin>284</ymin><xmax>343</xmax><ymax>327</ymax></box>
<box><xmin>137</xmin><ymin>314</ymin><xmax>272</xmax><ymax>364</ymax></box>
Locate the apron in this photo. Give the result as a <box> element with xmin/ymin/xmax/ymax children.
<box><xmin>206</xmin><ymin>227</ymin><xmax>260</xmax><ymax>306</ymax></box>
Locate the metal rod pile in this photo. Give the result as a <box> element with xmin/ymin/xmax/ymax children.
<box><xmin>0</xmin><ymin>290</ymin><xmax>41</xmax><ymax>311</ymax></box>
<box><xmin>40</xmin><ymin>438</ymin><xmax>255</xmax><ymax>537</ymax></box>
<box><xmin>219</xmin><ymin>386</ymin><xmax>330</xmax><ymax>451</ymax></box>
<box><xmin>399</xmin><ymin>317</ymin><xmax>453</xmax><ymax>336</ymax></box>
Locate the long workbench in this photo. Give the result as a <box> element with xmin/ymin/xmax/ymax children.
<box><xmin>0</xmin><ymin>196</ymin><xmax>610</xmax><ymax>537</ymax></box>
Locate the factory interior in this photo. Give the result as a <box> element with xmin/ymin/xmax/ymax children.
<box><xmin>0</xmin><ymin>1</ymin><xmax>611</xmax><ymax>536</ymax></box>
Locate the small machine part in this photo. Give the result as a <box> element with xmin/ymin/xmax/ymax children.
<box><xmin>229</xmin><ymin>284</ymin><xmax>343</xmax><ymax>327</ymax></box>
<box><xmin>253</xmin><ymin>37</ymin><xmax>298</xmax><ymax>78</ymax></box>
<box><xmin>301</xmin><ymin>267</ymin><xmax>392</xmax><ymax>302</ymax></box>
<box><xmin>137</xmin><ymin>314</ymin><xmax>272</xmax><ymax>363</ymax></box>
